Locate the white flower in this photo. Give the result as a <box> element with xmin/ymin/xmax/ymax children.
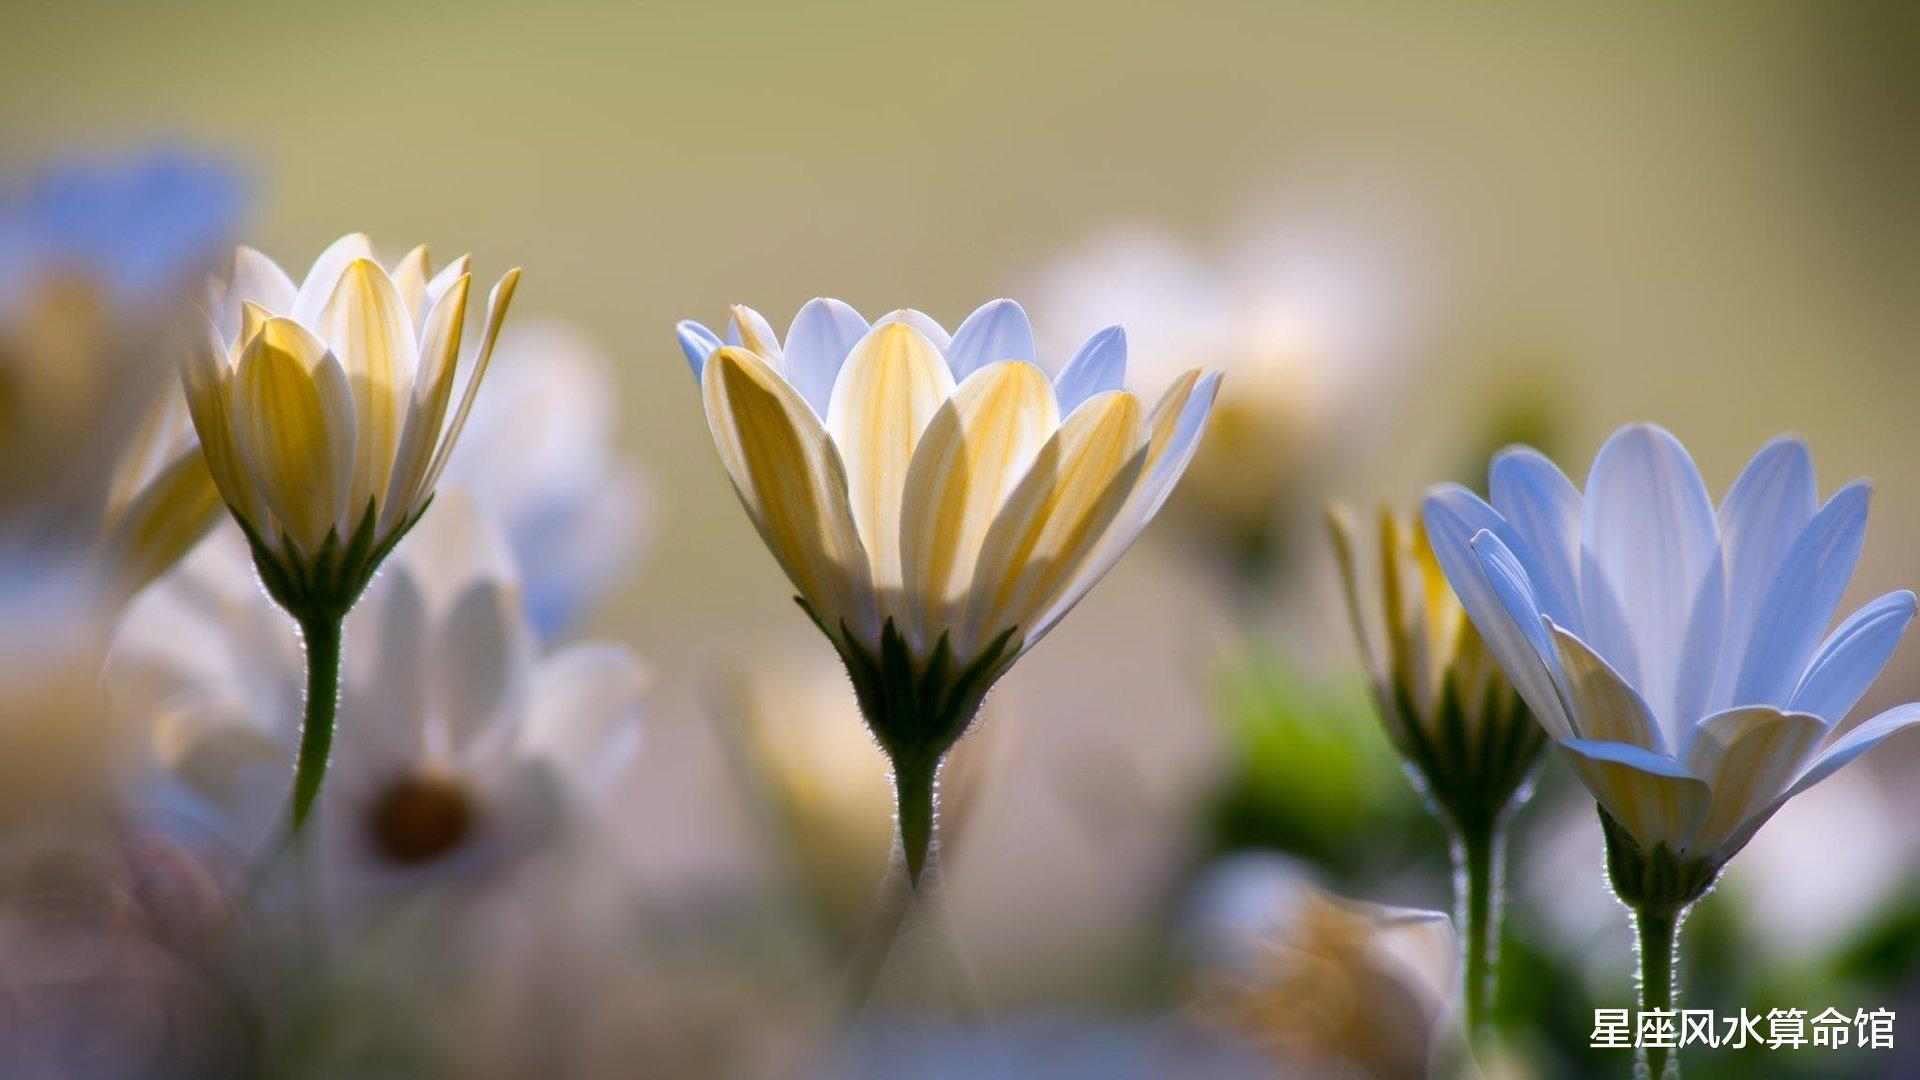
<box><xmin>1026</xmin><ymin>224</ymin><xmax>1412</xmax><ymax>548</ymax></box>
<box><xmin>110</xmin><ymin>492</ymin><xmax>645</xmax><ymax>898</ymax></box>
<box><xmin>442</xmin><ymin>319</ymin><xmax>651</xmax><ymax>640</ymax></box>
<box><xmin>1424</xmin><ymin>424</ymin><xmax>1920</xmax><ymax>872</ymax></box>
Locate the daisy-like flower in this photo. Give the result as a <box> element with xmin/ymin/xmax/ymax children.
<box><xmin>183</xmin><ymin>234</ymin><xmax>521</xmax><ymax>831</ymax></box>
<box><xmin>1423</xmin><ymin>424</ymin><xmax>1920</xmax><ymax>1077</ymax></box>
<box><xmin>1326</xmin><ymin>505</ymin><xmax>1543</xmax><ymax>1036</ymax></box>
<box><xmin>110</xmin><ymin>492</ymin><xmax>645</xmax><ymax>906</ymax></box>
<box><xmin>679</xmin><ymin>298</ymin><xmax>1219</xmax><ymax>884</ymax></box>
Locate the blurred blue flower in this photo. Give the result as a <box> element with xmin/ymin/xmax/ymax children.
<box><xmin>0</xmin><ymin>147</ymin><xmax>242</xmax><ymax>310</ymax></box>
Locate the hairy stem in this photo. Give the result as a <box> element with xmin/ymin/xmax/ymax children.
<box><xmin>289</xmin><ymin>613</ymin><xmax>344</xmax><ymax>834</ymax></box>
<box><xmin>894</xmin><ymin>755</ymin><xmax>938</xmax><ymax>888</ymax></box>
<box><xmin>1457</xmin><ymin>819</ymin><xmax>1503</xmax><ymax>1042</ymax></box>
<box><xmin>1635</xmin><ymin>905</ymin><xmax>1680</xmax><ymax>1080</ymax></box>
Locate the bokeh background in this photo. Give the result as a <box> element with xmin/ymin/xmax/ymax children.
<box><xmin>5</xmin><ymin>2</ymin><xmax>1919</xmax><ymax>1077</ymax></box>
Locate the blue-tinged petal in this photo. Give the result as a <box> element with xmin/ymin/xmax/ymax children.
<box><xmin>1579</xmin><ymin>423</ymin><xmax>1721</xmax><ymax>731</ymax></box>
<box><xmin>945</xmin><ymin>298</ymin><xmax>1037</xmax><ymax>382</ymax></box>
<box><xmin>676</xmin><ymin>320</ymin><xmax>721</xmax><ymax>378</ymax></box>
<box><xmin>1558</xmin><ymin>738</ymin><xmax>1711</xmax><ymax>853</ymax></box>
<box><xmin>1788</xmin><ymin>590</ymin><xmax>1917</xmax><ymax>724</ymax></box>
<box><xmin>724</xmin><ymin>304</ymin><xmax>781</xmax><ymax>358</ymax></box>
<box><xmin>1711</xmin><ymin>435</ymin><xmax>1817</xmax><ymax>708</ymax></box>
<box><xmin>1488</xmin><ymin>446</ymin><xmax>1583</xmax><ymax>634</ymax></box>
<box><xmin>782</xmin><ymin>298</ymin><xmax>869</xmax><ymax>417</ymax></box>
<box><xmin>1669</xmin><ymin>549</ymin><xmax>1726</xmax><ymax>746</ymax></box>
<box><xmin>1729</xmin><ymin>481</ymin><xmax>1871</xmax><ymax>707</ymax></box>
<box><xmin>1548</xmin><ymin>623</ymin><xmax>1666</xmax><ymax>753</ymax></box>
<box><xmin>1443</xmin><ymin>522</ymin><xmax>1575</xmax><ymax>740</ymax></box>
<box><xmin>1053</xmin><ymin>325</ymin><xmax>1127</xmax><ymax>414</ymax></box>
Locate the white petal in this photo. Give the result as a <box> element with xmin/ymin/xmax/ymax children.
<box><xmin>1487</xmin><ymin>446</ymin><xmax>1583</xmax><ymax>633</ymax></box>
<box><xmin>1053</xmin><ymin>325</ymin><xmax>1127</xmax><ymax>415</ymax></box>
<box><xmin>781</xmin><ymin>298</ymin><xmax>868</xmax><ymax>416</ymax></box>
<box><xmin>1788</xmin><ymin>591</ymin><xmax>1917</xmax><ymax>727</ymax></box>
<box><xmin>1711</xmin><ymin>435</ymin><xmax>1817</xmax><ymax>706</ymax></box>
<box><xmin>289</xmin><ymin>232</ymin><xmax>373</xmax><ymax>328</ymax></box>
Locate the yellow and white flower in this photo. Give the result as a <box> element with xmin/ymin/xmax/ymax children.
<box><xmin>184</xmin><ymin>234</ymin><xmax>520</xmax><ymax>606</ymax></box>
<box><xmin>680</xmin><ymin>297</ymin><xmax>1218</xmax><ymax>882</ymax></box>
<box><xmin>1326</xmin><ymin>505</ymin><xmax>1542</xmax><ymax>823</ymax></box>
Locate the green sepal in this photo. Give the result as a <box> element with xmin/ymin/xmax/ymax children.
<box><xmin>1384</xmin><ymin>670</ymin><xmax>1546</xmax><ymax>836</ymax></box>
<box><xmin>796</xmin><ymin>599</ymin><xmax>1020</xmax><ymax>884</ymax></box>
<box><xmin>236</xmin><ymin>495</ymin><xmax>434</xmax><ymax>624</ymax></box>
<box><xmin>1599</xmin><ymin>805</ymin><xmax>1721</xmax><ymax>917</ymax></box>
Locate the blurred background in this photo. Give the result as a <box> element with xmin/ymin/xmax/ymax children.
<box><xmin>3</xmin><ymin>1</ymin><xmax>1919</xmax><ymax>1077</ymax></box>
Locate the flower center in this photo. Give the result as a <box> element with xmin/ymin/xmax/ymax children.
<box><xmin>367</xmin><ymin>772</ymin><xmax>475</xmax><ymax>865</ymax></box>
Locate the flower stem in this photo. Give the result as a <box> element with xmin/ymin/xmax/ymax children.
<box><xmin>1635</xmin><ymin>905</ymin><xmax>1680</xmax><ymax>1079</ymax></box>
<box><xmin>894</xmin><ymin>755</ymin><xmax>938</xmax><ymax>888</ymax></box>
<box><xmin>1457</xmin><ymin>817</ymin><xmax>1503</xmax><ymax>1043</ymax></box>
<box><xmin>289</xmin><ymin>612</ymin><xmax>344</xmax><ymax>834</ymax></box>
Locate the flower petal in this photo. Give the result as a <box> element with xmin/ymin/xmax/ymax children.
<box><xmin>382</xmin><ymin>273</ymin><xmax>469</xmax><ymax>533</ymax></box>
<box><xmin>1729</xmin><ymin>481</ymin><xmax>1871</xmax><ymax>707</ymax></box>
<box><xmin>781</xmin><ymin>298</ymin><xmax>868</xmax><ymax>417</ymax></box>
<box><xmin>1579</xmin><ymin>423</ymin><xmax>1720</xmax><ymax>730</ymax></box>
<box><xmin>434</xmin><ymin>578</ymin><xmax>532</xmax><ymax>754</ymax></box>
<box><xmin>1712</xmin><ymin>435</ymin><xmax>1818</xmax><ymax>706</ymax></box>
<box><xmin>390</xmin><ymin>244</ymin><xmax>431</xmax><ymax>323</ymax></box>
<box><xmin>899</xmin><ymin>361</ymin><xmax>1058</xmax><ymax>651</ymax></box>
<box><xmin>872</xmin><ymin>308</ymin><xmax>952</xmax><ymax>350</ymax></box>
<box><xmin>526</xmin><ymin>642</ymin><xmax>646</xmax><ymax>784</ymax></box>
<box><xmin>230</xmin><ymin>318</ymin><xmax>355</xmax><ymax>555</ymax></box>
<box><xmin>289</xmin><ymin>232</ymin><xmax>373</xmax><ymax>328</ymax></box>
<box><xmin>826</xmin><ymin>322</ymin><xmax>956</xmax><ymax>621</ymax></box>
<box><xmin>182</xmin><ymin>323</ymin><xmax>265</xmax><ymax>530</ymax></box>
<box><xmin>1052</xmin><ymin>325</ymin><xmax>1127</xmax><ymax>415</ymax></box>
<box><xmin>1024</xmin><ymin>368</ymin><xmax>1219</xmax><ymax>646</ymax></box>
<box><xmin>1788</xmin><ymin>591</ymin><xmax>1917</xmax><ymax>727</ymax></box>
<box><xmin>962</xmin><ymin>389</ymin><xmax>1144</xmax><ymax>658</ymax></box>
<box><xmin>1421</xmin><ymin>490</ymin><xmax>1573</xmax><ymax>740</ymax></box>
<box><xmin>703</xmin><ymin>347</ymin><xmax>877</xmax><ymax>642</ymax></box>
<box><xmin>217</xmin><ymin>245</ymin><xmax>295</xmax><ymax>343</ymax></box>
<box><xmin>101</xmin><ymin>451</ymin><xmax>221</xmax><ymax>598</ymax></box>
<box><xmin>945</xmin><ymin>298</ymin><xmax>1036</xmax><ymax>382</ymax></box>
<box><xmin>1558</xmin><ymin>738</ymin><xmax>1711</xmax><ymax>853</ymax></box>
<box><xmin>1488</xmin><ymin>446</ymin><xmax>1583</xmax><ymax>634</ymax></box>
<box><xmin>1683</xmin><ymin>706</ymin><xmax>1824</xmax><ymax>855</ymax></box>
<box><xmin>677</xmin><ymin>320</ymin><xmax>722</xmax><ymax>378</ymax></box>
<box><xmin>1548</xmin><ymin>624</ymin><xmax>1666</xmax><ymax>753</ymax></box>
<box><xmin>418</xmin><ymin>269</ymin><xmax>523</xmax><ymax>500</ymax></box>
<box><xmin>320</xmin><ymin>258</ymin><xmax>418</xmax><ymax>520</ymax></box>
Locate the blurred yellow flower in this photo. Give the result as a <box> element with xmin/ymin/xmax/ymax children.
<box><xmin>185</xmin><ymin>234</ymin><xmax>520</xmax><ymax>591</ymax></box>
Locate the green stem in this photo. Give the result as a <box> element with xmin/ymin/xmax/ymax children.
<box><xmin>1635</xmin><ymin>905</ymin><xmax>1680</xmax><ymax>1080</ymax></box>
<box><xmin>289</xmin><ymin>612</ymin><xmax>343</xmax><ymax>834</ymax></box>
<box><xmin>1457</xmin><ymin>818</ymin><xmax>1502</xmax><ymax>1042</ymax></box>
<box><xmin>894</xmin><ymin>755</ymin><xmax>938</xmax><ymax>888</ymax></box>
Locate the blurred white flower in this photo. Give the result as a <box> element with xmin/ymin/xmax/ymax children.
<box><xmin>443</xmin><ymin>318</ymin><xmax>651</xmax><ymax>640</ymax></box>
<box><xmin>109</xmin><ymin>492</ymin><xmax>646</xmax><ymax>904</ymax></box>
<box><xmin>1025</xmin><ymin>222</ymin><xmax>1416</xmax><ymax>565</ymax></box>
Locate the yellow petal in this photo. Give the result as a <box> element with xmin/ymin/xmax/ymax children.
<box><xmin>962</xmin><ymin>389</ymin><xmax>1145</xmax><ymax>657</ymax></box>
<box><xmin>899</xmin><ymin>361</ymin><xmax>1057</xmax><ymax>650</ymax></box>
<box><xmin>391</xmin><ymin>244</ymin><xmax>431</xmax><ymax>323</ymax></box>
<box><xmin>320</xmin><ymin>258</ymin><xmax>418</xmax><ymax>519</ymax></box>
<box><xmin>1684</xmin><ymin>707</ymin><xmax>1824</xmax><ymax>853</ymax></box>
<box><xmin>100</xmin><ymin>450</ymin><xmax>221</xmax><ymax>598</ymax></box>
<box><xmin>1550</xmin><ymin>626</ymin><xmax>1665</xmax><ymax>752</ymax></box>
<box><xmin>291</xmin><ymin>233</ymin><xmax>374</xmax><ymax>327</ymax></box>
<box><xmin>1325</xmin><ymin>503</ymin><xmax>1389</xmax><ymax>691</ymax></box>
<box><xmin>703</xmin><ymin>347</ymin><xmax>877</xmax><ymax>641</ymax></box>
<box><xmin>826</xmin><ymin>322</ymin><xmax>956</xmax><ymax>625</ymax></box>
<box><xmin>729</xmin><ymin>304</ymin><xmax>781</xmax><ymax>358</ymax></box>
<box><xmin>182</xmin><ymin>323</ymin><xmax>267</xmax><ymax>532</ymax></box>
<box><xmin>230</xmin><ymin>317</ymin><xmax>356</xmax><ymax>556</ymax></box>
<box><xmin>1560</xmin><ymin>743</ymin><xmax>1711</xmax><ymax>853</ymax></box>
<box><xmin>382</xmin><ymin>273</ymin><xmax>469</xmax><ymax>534</ymax></box>
<box><xmin>419</xmin><ymin>268</ymin><xmax>521</xmax><ymax>502</ymax></box>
